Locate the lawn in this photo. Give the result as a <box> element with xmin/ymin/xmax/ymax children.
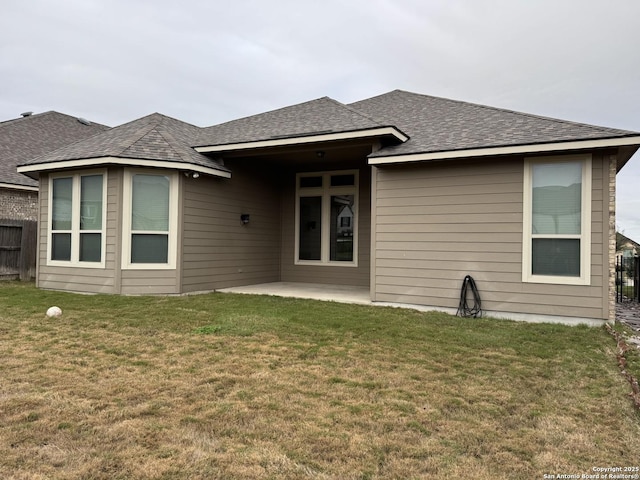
<box><xmin>1</xmin><ymin>282</ymin><xmax>639</xmax><ymax>479</ymax></box>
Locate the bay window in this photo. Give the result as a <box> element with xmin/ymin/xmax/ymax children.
<box><xmin>122</xmin><ymin>170</ymin><xmax>177</xmax><ymax>269</ymax></box>
<box><xmin>49</xmin><ymin>171</ymin><xmax>105</xmax><ymax>266</ymax></box>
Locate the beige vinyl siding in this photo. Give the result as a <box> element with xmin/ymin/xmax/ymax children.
<box><xmin>181</xmin><ymin>161</ymin><xmax>281</xmax><ymax>292</ymax></box>
<box><xmin>36</xmin><ymin>169</ymin><xmax>119</xmax><ymax>294</ymax></box>
<box><xmin>280</xmin><ymin>165</ymin><xmax>370</xmax><ymax>287</ymax></box>
<box><xmin>372</xmin><ymin>154</ymin><xmax>608</xmax><ymax>320</ymax></box>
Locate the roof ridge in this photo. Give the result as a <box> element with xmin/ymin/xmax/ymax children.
<box><xmin>154</xmin><ymin>126</ymin><xmax>193</xmax><ymax>163</ymax></box>
<box><xmin>325</xmin><ymin>97</ymin><xmax>384</xmax><ymax>126</ymax></box>
<box><xmin>202</xmin><ymin>96</ymin><xmax>334</xmax><ymax>130</ymax></box>
<box><xmin>0</xmin><ymin>111</ymin><xmax>111</xmax><ymax>130</ymax></box>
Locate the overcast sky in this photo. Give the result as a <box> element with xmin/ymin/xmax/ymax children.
<box><xmin>2</xmin><ymin>0</ymin><xmax>639</xmax><ymax>238</ymax></box>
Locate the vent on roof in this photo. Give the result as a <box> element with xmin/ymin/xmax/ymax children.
<box><xmin>77</xmin><ymin>117</ymin><xmax>92</xmax><ymax>126</ymax></box>
<box><xmin>21</xmin><ymin>111</ymin><xmax>33</xmax><ymax>117</ymax></box>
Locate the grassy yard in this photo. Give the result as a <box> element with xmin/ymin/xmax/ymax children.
<box><xmin>1</xmin><ymin>282</ymin><xmax>639</xmax><ymax>479</ymax></box>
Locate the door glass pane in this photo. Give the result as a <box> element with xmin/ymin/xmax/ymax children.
<box><xmin>131</xmin><ymin>234</ymin><xmax>168</xmax><ymax>263</ymax></box>
<box><xmin>532</xmin><ymin>162</ymin><xmax>581</xmax><ymax>235</ymax></box>
<box><xmin>80</xmin><ymin>233</ymin><xmax>101</xmax><ymax>262</ymax></box>
<box><xmin>52</xmin><ymin>177</ymin><xmax>73</xmax><ymax>230</ymax></box>
<box><xmin>330</xmin><ymin>195</ymin><xmax>354</xmax><ymax>261</ymax></box>
<box><xmin>51</xmin><ymin>233</ymin><xmax>71</xmax><ymax>261</ymax></box>
<box><xmin>299</xmin><ymin>196</ymin><xmax>322</xmax><ymax>260</ymax></box>
<box><xmin>132</xmin><ymin>175</ymin><xmax>169</xmax><ymax>231</ymax></box>
<box><xmin>532</xmin><ymin>238</ymin><xmax>580</xmax><ymax>276</ymax></box>
<box><xmin>80</xmin><ymin>175</ymin><xmax>103</xmax><ymax>230</ymax></box>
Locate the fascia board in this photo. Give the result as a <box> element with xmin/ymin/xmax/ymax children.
<box><xmin>368</xmin><ymin>136</ymin><xmax>640</xmax><ymax>165</ymax></box>
<box><xmin>0</xmin><ymin>182</ymin><xmax>39</xmax><ymax>191</ymax></box>
<box><xmin>194</xmin><ymin>127</ymin><xmax>408</xmax><ymax>153</ymax></box>
<box><xmin>17</xmin><ymin>156</ymin><xmax>232</xmax><ymax>179</ymax></box>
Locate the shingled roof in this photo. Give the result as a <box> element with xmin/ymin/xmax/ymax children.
<box><xmin>16</xmin><ymin>90</ymin><xmax>640</xmax><ymax>178</ymax></box>
<box><xmin>19</xmin><ymin>113</ymin><xmax>229</xmax><ymax>177</ymax></box>
<box><xmin>349</xmin><ymin>90</ymin><xmax>640</xmax><ymax>159</ymax></box>
<box><xmin>0</xmin><ymin>111</ymin><xmax>109</xmax><ymax>188</ymax></box>
<box><xmin>194</xmin><ymin>96</ymin><xmax>392</xmax><ymax>149</ymax></box>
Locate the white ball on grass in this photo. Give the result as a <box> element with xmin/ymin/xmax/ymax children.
<box><xmin>46</xmin><ymin>306</ymin><xmax>62</xmax><ymax>318</ymax></box>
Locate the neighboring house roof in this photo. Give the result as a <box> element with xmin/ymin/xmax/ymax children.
<box><xmin>0</xmin><ymin>111</ymin><xmax>109</xmax><ymax>189</ymax></box>
<box><xmin>19</xmin><ymin>113</ymin><xmax>230</xmax><ymax>178</ymax></box>
<box><xmin>16</xmin><ymin>90</ymin><xmax>640</xmax><ymax>178</ymax></box>
<box><xmin>617</xmin><ymin>232</ymin><xmax>640</xmax><ymax>251</ymax></box>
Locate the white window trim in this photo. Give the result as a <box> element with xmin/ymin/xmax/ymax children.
<box><xmin>295</xmin><ymin>170</ymin><xmax>359</xmax><ymax>267</ymax></box>
<box><xmin>522</xmin><ymin>154</ymin><xmax>592</xmax><ymax>285</ymax></box>
<box><xmin>122</xmin><ymin>169</ymin><xmax>178</xmax><ymax>270</ymax></box>
<box><xmin>47</xmin><ymin>170</ymin><xmax>107</xmax><ymax>268</ymax></box>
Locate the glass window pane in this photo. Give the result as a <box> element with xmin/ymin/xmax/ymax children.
<box><xmin>131</xmin><ymin>234</ymin><xmax>168</xmax><ymax>263</ymax></box>
<box><xmin>330</xmin><ymin>195</ymin><xmax>354</xmax><ymax>261</ymax></box>
<box><xmin>132</xmin><ymin>175</ymin><xmax>169</xmax><ymax>231</ymax></box>
<box><xmin>300</xmin><ymin>176</ymin><xmax>322</xmax><ymax>188</ymax></box>
<box><xmin>330</xmin><ymin>174</ymin><xmax>355</xmax><ymax>187</ymax></box>
<box><xmin>532</xmin><ymin>238</ymin><xmax>580</xmax><ymax>277</ymax></box>
<box><xmin>52</xmin><ymin>177</ymin><xmax>73</xmax><ymax>230</ymax></box>
<box><xmin>80</xmin><ymin>233</ymin><xmax>101</xmax><ymax>262</ymax></box>
<box><xmin>80</xmin><ymin>175</ymin><xmax>103</xmax><ymax>230</ymax></box>
<box><xmin>52</xmin><ymin>233</ymin><xmax>71</xmax><ymax>261</ymax></box>
<box><xmin>299</xmin><ymin>196</ymin><xmax>322</xmax><ymax>260</ymax></box>
<box><xmin>532</xmin><ymin>162</ymin><xmax>581</xmax><ymax>235</ymax></box>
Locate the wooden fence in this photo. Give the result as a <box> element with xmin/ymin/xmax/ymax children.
<box><xmin>0</xmin><ymin>219</ymin><xmax>37</xmax><ymax>281</ymax></box>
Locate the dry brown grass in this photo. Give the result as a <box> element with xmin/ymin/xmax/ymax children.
<box><xmin>1</xmin><ymin>282</ymin><xmax>639</xmax><ymax>479</ymax></box>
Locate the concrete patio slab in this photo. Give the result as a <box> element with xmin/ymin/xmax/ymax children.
<box><xmin>218</xmin><ymin>282</ymin><xmax>371</xmax><ymax>305</ymax></box>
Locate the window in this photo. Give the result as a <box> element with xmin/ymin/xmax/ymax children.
<box><xmin>295</xmin><ymin>171</ymin><xmax>357</xmax><ymax>265</ymax></box>
<box><xmin>122</xmin><ymin>170</ymin><xmax>178</xmax><ymax>269</ymax></box>
<box><xmin>49</xmin><ymin>172</ymin><xmax>106</xmax><ymax>266</ymax></box>
<box><xmin>522</xmin><ymin>155</ymin><xmax>591</xmax><ymax>285</ymax></box>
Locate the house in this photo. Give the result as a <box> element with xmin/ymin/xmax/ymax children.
<box><xmin>0</xmin><ymin>111</ymin><xmax>108</xmax><ymax>280</ymax></box>
<box><xmin>1</xmin><ymin>111</ymin><xmax>109</xmax><ymax>220</ymax></box>
<box><xmin>617</xmin><ymin>232</ymin><xmax>639</xmax><ymax>258</ymax></box>
<box><xmin>17</xmin><ymin>90</ymin><xmax>640</xmax><ymax>324</ymax></box>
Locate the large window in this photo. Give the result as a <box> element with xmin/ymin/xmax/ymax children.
<box><xmin>122</xmin><ymin>170</ymin><xmax>178</xmax><ymax>269</ymax></box>
<box><xmin>522</xmin><ymin>155</ymin><xmax>591</xmax><ymax>285</ymax></box>
<box><xmin>49</xmin><ymin>172</ymin><xmax>105</xmax><ymax>266</ymax></box>
<box><xmin>296</xmin><ymin>171</ymin><xmax>357</xmax><ymax>265</ymax></box>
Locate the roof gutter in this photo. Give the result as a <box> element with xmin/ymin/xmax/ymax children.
<box><xmin>17</xmin><ymin>156</ymin><xmax>232</xmax><ymax>179</ymax></box>
<box><xmin>368</xmin><ymin>136</ymin><xmax>640</xmax><ymax>165</ymax></box>
<box><xmin>0</xmin><ymin>182</ymin><xmax>39</xmax><ymax>192</ymax></box>
<box><xmin>194</xmin><ymin>126</ymin><xmax>408</xmax><ymax>154</ymax></box>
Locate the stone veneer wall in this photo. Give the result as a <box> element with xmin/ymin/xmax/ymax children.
<box><xmin>609</xmin><ymin>155</ymin><xmax>617</xmax><ymax>323</ymax></box>
<box><xmin>0</xmin><ymin>188</ymin><xmax>38</xmax><ymax>221</ymax></box>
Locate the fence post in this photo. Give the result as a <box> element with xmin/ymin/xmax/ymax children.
<box><xmin>19</xmin><ymin>220</ymin><xmax>37</xmax><ymax>281</ymax></box>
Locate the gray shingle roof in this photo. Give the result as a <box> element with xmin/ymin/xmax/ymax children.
<box><xmin>20</xmin><ymin>113</ymin><xmax>229</xmax><ymax>174</ymax></box>
<box><xmin>15</xmin><ymin>90</ymin><xmax>640</xmax><ymax>178</ymax></box>
<box><xmin>195</xmin><ymin>97</ymin><xmax>387</xmax><ymax>148</ymax></box>
<box><xmin>349</xmin><ymin>90</ymin><xmax>639</xmax><ymax>158</ymax></box>
<box><xmin>0</xmin><ymin>111</ymin><xmax>109</xmax><ymax>187</ymax></box>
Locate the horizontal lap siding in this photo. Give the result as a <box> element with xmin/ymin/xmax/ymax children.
<box><xmin>36</xmin><ymin>170</ymin><xmax>119</xmax><ymax>294</ymax></box>
<box><xmin>372</xmin><ymin>156</ymin><xmax>607</xmax><ymax>320</ymax></box>
<box><xmin>280</xmin><ymin>165</ymin><xmax>370</xmax><ymax>287</ymax></box>
<box><xmin>181</xmin><ymin>161</ymin><xmax>281</xmax><ymax>292</ymax></box>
